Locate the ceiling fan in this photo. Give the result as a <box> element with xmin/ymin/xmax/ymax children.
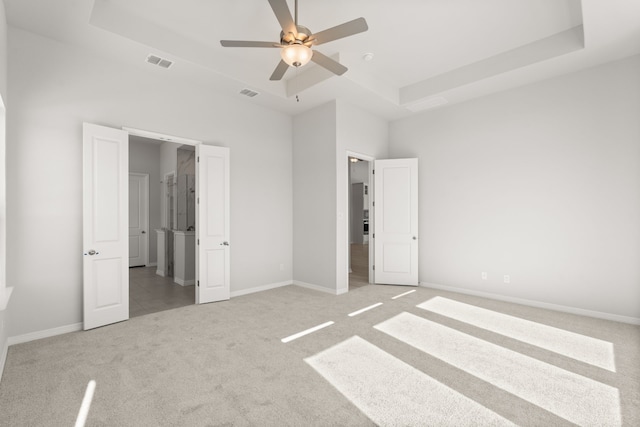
<box><xmin>220</xmin><ymin>0</ymin><xmax>368</xmax><ymax>81</ymax></box>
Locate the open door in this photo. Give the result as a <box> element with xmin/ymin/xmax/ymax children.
<box><xmin>373</xmin><ymin>158</ymin><xmax>419</xmax><ymax>286</ymax></box>
<box><xmin>196</xmin><ymin>144</ymin><xmax>230</xmax><ymax>304</ymax></box>
<box><xmin>82</xmin><ymin>123</ymin><xmax>129</xmax><ymax>330</ymax></box>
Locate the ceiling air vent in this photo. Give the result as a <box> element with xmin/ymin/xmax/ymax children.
<box><xmin>239</xmin><ymin>88</ymin><xmax>259</xmax><ymax>98</ymax></box>
<box><xmin>146</xmin><ymin>54</ymin><xmax>173</xmax><ymax>69</ymax></box>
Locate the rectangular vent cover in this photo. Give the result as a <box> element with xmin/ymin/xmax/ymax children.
<box><xmin>146</xmin><ymin>54</ymin><xmax>173</xmax><ymax>69</ymax></box>
<box><xmin>240</xmin><ymin>88</ymin><xmax>259</xmax><ymax>98</ymax></box>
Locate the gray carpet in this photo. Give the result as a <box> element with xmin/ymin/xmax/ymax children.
<box><xmin>0</xmin><ymin>284</ymin><xmax>638</xmax><ymax>426</ymax></box>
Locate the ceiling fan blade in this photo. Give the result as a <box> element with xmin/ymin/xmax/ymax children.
<box><xmin>270</xmin><ymin>60</ymin><xmax>290</xmax><ymax>81</ymax></box>
<box><xmin>311</xmin><ymin>50</ymin><xmax>348</xmax><ymax>76</ymax></box>
<box><xmin>220</xmin><ymin>40</ymin><xmax>280</xmax><ymax>48</ymax></box>
<box><xmin>310</xmin><ymin>17</ymin><xmax>368</xmax><ymax>45</ymax></box>
<box><xmin>268</xmin><ymin>0</ymin><xmax>297</xmax><ymax>36</ymax></box>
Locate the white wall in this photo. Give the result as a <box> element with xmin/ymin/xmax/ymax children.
<box><xmin>390</xmin><ymin>54</ymin><xmax>640</xmax><ymax>319</ymax></box>
<box><xmin>336</xmin><ymin>101</ymin><xmax>389</xmax><ymax>292</ymax></box>
<box><xmin>350</xmin><ymin>161</ymin><xmax>369</xmax><ymax>185</ymax></box>
<box><xmin>129</xmin><ymin>139</ymin><xmax>162</xmax><ymax>264</ymax></box>
<box><xmin>6</xmin><ymin>28</ymin><xmax>293</xmax><ymax>337</ymax></box>
<box><xmin>0</xmin><ymin>0</ymin><xmax>6</xmax><ymax>101</ymax></box>
<box><xmin>292</xmin><ymin>100</ymin><xmax>389</xmax><ymax>293</ymax></box>
<box><xmin>0</xmin><ymin>0</ymin><xmax>8</xmax><ymax>379</ymax></box>
<box><xmin>292</xmin><ymin>101</ymin><xmax>337</xmax><ymax>291</ymax></box>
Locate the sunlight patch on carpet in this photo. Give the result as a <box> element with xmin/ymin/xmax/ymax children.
<box><xmin>375</xmin><ymin>312</ymin><xmax>621</xmax><ymax>426</ymax></box>
<box><xmin>392</xmin><ymin>289</ymin><xmax>416</xmax><ymax>299</ymax></box>
<box><xmin>348</xmin><ymin>303</ymin><xmax>383</xmax><ymax>317</ymax></box>
<box><xmin>417</xmin><ymin>297</ymin><xmax>616</xmax><ymax>371</ymax></box>
<box><xmin>74</xmin><ymin>380</ymin><xmax>96</xmax><ymax>427</ymax></box>
<box><xmin>281</xmin><ymin>321</ymin><xmax>335</xmax><ymax>343</ymax></box>
<box><xmin>305</xmin><ymin>336</ymin><xmax>516</xmax><ymax>427</ymax></box>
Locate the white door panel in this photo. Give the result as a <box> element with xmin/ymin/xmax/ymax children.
<box><xmin>83</xmin><ymin>123</ymin><xmax>129</xmax><ymax>330</ymax></box>
<box><xmin>128</xmin><ymin>173</ymin><xmax>148</xmax><ymax>267</ymax></box>
<box><xmin>374</xmin><ymin>158</ymin><xmax>419</xmax><ymax>286</ymax></box>
<box><xmin>197</xmin><ymin>145</ymin><xmax>230</xmax><ymax>304</ymax></box>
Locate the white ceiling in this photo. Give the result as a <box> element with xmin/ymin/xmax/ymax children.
<box><xmin>4</xmin><ymin>0</ymin><xmax>640</xmax><ymax>120</ymax></box>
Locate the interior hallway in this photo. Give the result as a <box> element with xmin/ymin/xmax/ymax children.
<box><xmin>129</xmin><ymin>266</ymin><xmax>194</xmax><ymax>318</ymax></box>
<box><xmin>349</xmin><ymin>243</ymin><xmax>369</xmax><ymax>290</ymax></box>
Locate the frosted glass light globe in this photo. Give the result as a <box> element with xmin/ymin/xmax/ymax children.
<box><xmin>281</xmin><ymin>44</ymin><xmax>312</xmax><ymax>67</ymax></box>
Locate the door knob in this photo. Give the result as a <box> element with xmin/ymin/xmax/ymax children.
<box><xmin>412</xmin><ymin>236</ymin><xmax>417</xmax><ymax>240</ymax></box>
<box><xmin>141</xmin><ymin>230</ymin><xmax>146</xmax><ymax>234</ymax></box>
<box><xmin>220</xmin><ymin>241</ymin><xmax>229</xmax><ymax>246</ymax></box>
<box><xmin>84</xmin><ymin>249</ymin><xmax>99</xmax><ymax>256</ymax></box>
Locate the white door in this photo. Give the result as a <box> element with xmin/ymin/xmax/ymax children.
<box><xmin>82</xmin><ymin>123</ymin><xmax>129</xmax><ymax>330</ymax></box>
<box><xmin>128</xmin><ymin>173</ymin><xmax>149</xmax><ymax>267</ymax></box>
<box><xmin>196</xmin><ymin>144</ymin><xmax>230</xmax><ymax>304</ymax></box>
<box><xmin>374</xmin><ymin>158</ymin><xmax>419</xmax><ymax>286</ymax></box>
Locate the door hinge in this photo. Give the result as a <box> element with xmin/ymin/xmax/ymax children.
<box><xmin>197</xmin><ymin>156</ymin><xmax>200</xmax><ymax>162</ymax></box>
<box><xmin>373</xmin><ymin>201</ymin><xmax>375</xmax><ymax>207</ymax></box>
<box><xmin>197</xmin><ymin>280</ymin><xmax>199</xmax><ymax>287</ymax></box>
<box><xmin>197</xmin><ymin>197</ymin><xmax>199</xmax><ymax>204</ymax></box>
<box><xmin>197</xmin><ymin>239</ymin><xmax>199</xmax><ymax>245</ymax></box>
<box><xmin>373</xmin><ymin>233</ymin><xmax>375</xmax><ymax>238</ymax></box>
<box><xmin>372</xmin><ymin>169</ymin><xmax>375</xmax><ymax>174</ymax></box>
<box><xmin>373</xmin><ymin>265</ymin><xmax>375</xmax><ymax>271</ymax></box>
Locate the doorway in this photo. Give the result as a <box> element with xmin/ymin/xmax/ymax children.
<box><xmin>83</xmin><ymin>123</ymin><xmax>231</xmax><ymax>330</ymax></box>
<box><xmin>128</xmin><ymin>136</ymin><xmax>196</xmax><ymax>318</ymax></box>
<box><xmin>348</xmin><ymin>155</ymin><xmax>372</xmax><ymax>290</ymax></box>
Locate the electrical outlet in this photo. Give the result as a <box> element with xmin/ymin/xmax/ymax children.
<box><xmin>481</xmin><ymin>272</ymin><xmax>487</xmax><ymax>280</ymax></box>
<box><xmin>504</xmin><ymin>275</ymin><xmax>510</xmax><ymax>284</ymax></box>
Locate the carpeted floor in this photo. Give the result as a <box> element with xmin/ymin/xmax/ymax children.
<box><xmin>0</xmin><ymin>284</ymin><xmax>638</xmax><ymax>426</ymax></box>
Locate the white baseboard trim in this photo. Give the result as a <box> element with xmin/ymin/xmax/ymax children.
<box><xmin>174</xmin><ymin>278</ymin><xmax>195</xmax><ymax>286</ymax></box>
<box><xmin>420</xmin><ymin>282</ymin><xmax>640</xmax><ymax>325</ymax></box>
<box><xmin>156</xmin><ymin>270</ymin><xmax>165</xmax><ymax>277</ymax></box>
<box><xmin>8</xmin><ymin>322</ymin><xmax>83</xmax><ymax>346</ymax></box>
<box><xmin>293</xmin><ymin>280</ymin><xmax>340</xmax><ymax>295</ymax></box>
<box><xmin>147</xmin><ymin>262</ymin><xmax>158</xmax><ymax>267</ymax></box>
<box><xmin>231</xmin><ymin>281</ymin><xmax>291</xmax><ymax>298</ymax></box>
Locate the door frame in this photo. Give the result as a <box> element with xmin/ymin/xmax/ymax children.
<box><xmin>128</xmin><ymin>172</ymin><xmax>149</xmax><ymax>267</ymax></box>
<box><xmin>125</xmin><ymin>128</ymin><xmax>201</xmax><ymax>307</ymax></box>
<box><xmin>344</xmin><ymin>150</ymin><xmax>375</xmax><ymax>292</ymax></box>
<box><xmin>85</xmin><ymin>125</ymin><xmax>232</xmax><ymax>329</ymax></box>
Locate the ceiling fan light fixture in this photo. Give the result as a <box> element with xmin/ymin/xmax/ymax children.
<box><xmin>281</xmin><ymin>44</ymin><xmax>312</xmax><ymax>67</ymax></box>
<box><xmin>220</xmin><ymin>1</ymin><xmax>368</xmax><ymax>80</ymax></box>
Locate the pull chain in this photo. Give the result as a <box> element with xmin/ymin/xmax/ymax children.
<box><xmin>294</xmin><ymin>0</ymin><xmax>300</xmax><ymax>102</ymax></box>
<box><xmin>295</xmin><ymin>66</ymin><xmax>300</xmax><ymax>102</ymax></box>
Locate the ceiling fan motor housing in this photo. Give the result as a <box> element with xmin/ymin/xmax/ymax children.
<box><xmin>280</xmin><ymin>25</ymin><xmax>313</xmax><ymax>46</ymax></box>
